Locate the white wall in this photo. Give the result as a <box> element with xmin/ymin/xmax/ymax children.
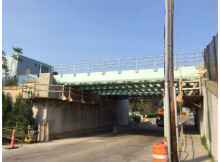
<box><xmin>199</xmin><ymin>79</ymin><xmax>218</xmax><ymax>161</ymax></box>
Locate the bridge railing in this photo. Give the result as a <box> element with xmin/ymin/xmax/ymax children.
<box><xmin>52</xmin><ymin>52</ymin><xmax>204</xmax><ymax>76</ymax></box>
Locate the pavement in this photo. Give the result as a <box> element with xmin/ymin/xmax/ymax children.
<box><xmin>2</xmin><ymin>118</ymin><xmax>164</xmax><ymax>162</ymax></box>
<box><xmin>180</xmin><ymin>118</ymin><xmax>210</xmax><ymax>162</ymax></box>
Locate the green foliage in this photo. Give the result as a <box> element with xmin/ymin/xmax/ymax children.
<box><xmin>140</xmin><ymin>111</ymin><xmax>145</xmax><ymax>116</ymax></box>
<box><xmin>132</xmin><ymin>102</ymin><xmax>138</xmax><ymax>112</ymax></box>
<box><xmin>4</xmin><ymin>76</ymin><xmax>19</xmax><ymax>86</ymax></box>
<box><xmin>2</xmin><ymin>93</ymin><xmax>37</xmax><ymax>134</ymax></box>
<box><xmin>2</xmin><ymin>92</ymin><xmax>13</xmax><ymax>123</ymax></box>
<box><xmin>12</xmin><ymin>95</ymin><xmax>36</xmax><ymax>133</ymax></box>
<box><xmin>12</xmin><ymin>46</ymin><xmax>23</xmax><ymax>54</ymax></box>
<box><xmin>129</xmin><ymin>114</ymin><xmax>140</xmax><ymax>123</ymax></box>
<box><xmin>129</xmin><ymin>99</ymin><xmax>162</xmax><ymax>114</ymax></box>
<box><xmin>146</xmin><ymin>112</ymin><xmax>158</xmax><ymax>118</ymax></box>
<box><xmin>200</xmin><ymin>136</ymin><xmax>216</xmax><ymax>162</ymax></box>
<box><xmin>200</xmin><ymin>136</ymin><xmax>208</xmax><ymax>150</ymax></box>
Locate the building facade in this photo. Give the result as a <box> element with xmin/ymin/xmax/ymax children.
<box><xmin>2</xmin><ymin>54</ymin><xmax>52</xmax><ymax>76</ymax></box>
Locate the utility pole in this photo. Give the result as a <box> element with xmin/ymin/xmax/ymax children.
<box><xmin>165</xmin><ymin>0</ymin><xmax>178</xmax><ymax>162</ymax></box>
<box><xmin>169</xmin><ymin>0</ymin><xmax>178</xmax><ymax>161</ymax></box>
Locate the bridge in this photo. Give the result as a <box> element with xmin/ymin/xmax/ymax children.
<box><xmin>4</xmin><ymin>51</ymin><xmax>206</xmax><ymax>140</ymax></box>
<box><xmin>52</xmin><ymin>52</ymin><xmax>204</xmax><ymax>99</ymax></box>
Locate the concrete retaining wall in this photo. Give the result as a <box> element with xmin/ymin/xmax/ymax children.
<box><xmin>197</xmin><ymin>79</ymin><xmax>218</xmax><ymax>161</ymax></box>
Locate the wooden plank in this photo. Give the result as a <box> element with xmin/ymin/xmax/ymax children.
<box><xmin>187</xmin><ymin>82</ymin><xmax>199</xmax><ymax>96</ymax></box>
<box><xmin>182</xmin><ymin>70</ymin><xmax>207</xmax><ymax>78</ymax></box>
<box><xmin>181</xmin><ymin>80</ymin><xmax>199</xmax><ymax>83</ymax></box>
<box><xmin>182</xmin><ymin>87</ymin><xmax>199</xmax><ymax>90</ymax></box>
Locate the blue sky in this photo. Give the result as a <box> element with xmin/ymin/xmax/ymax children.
<box><xmin>3</xmin><ymin>0</ymin><xmax>218</xmax><ymax>65</ymax></box>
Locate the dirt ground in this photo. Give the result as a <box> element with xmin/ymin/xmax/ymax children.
<box><xmin>2</xmin><ymin>118</ymin><xmax>164</xmax><ymax>162</ymax></box>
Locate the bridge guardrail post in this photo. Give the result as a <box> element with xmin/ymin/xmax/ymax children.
<box><xmin>174</xmin><ymin>54</ymin><xmax>177</xmax><ymax>70</ymax></box>
<box><xmin>61</xmin><ymin>65</ymin><xmax>63</xmax><ymax>77</ymax></box>
<box><xmin>102</xmin><ymin>61</ymin><xmax>105</xmax><ymax>75</ymax></box>
<box><xmin>135</xmin><ymin>58</ymin><xmax>139</xmax><ymax>73</ymax></box>
<box><xmin>196</xmin><ymin>52</ymin><xmax>199</xmax><ymax>69</ymax></box>
<box><xmin>118</xmin><ymin>59</ymin><xmax>121</xmax><ymax>74</ymax></box>
<box><xmin>74</xmin><ymin>64</ymin><xmax>76</xmax><ymax>77</ymax></box>
<box><xmin>153</xmin><ymin>56</ymin><xmax>158</xmax><ymax>72</ymax></box>
<box><xmin>88</xmin><ymin>64</ymin><xmax>90</xmax><ymax>76</ymax></box>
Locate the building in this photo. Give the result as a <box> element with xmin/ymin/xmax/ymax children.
<box><xmin>2</xmin><ymin>54</ymin><xmax>52</xmax><ymax>76</ymax></box>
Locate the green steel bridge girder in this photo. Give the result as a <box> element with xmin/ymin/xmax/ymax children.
<box><xmin>54</xmin><ymin>66</ymin><xmax>200</xmax><ymax>97</ymax></box>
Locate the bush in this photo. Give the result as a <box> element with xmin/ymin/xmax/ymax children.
<box><xmin>129</xmin><ymin>114</ymin><xmax>140</xmax><ymax>123</ymax></box>
<box><xmin>140</xmin><ymin>111</ymin><xmax>145</xmax><ymax>116</ymax></box>
<box><xmin>146</xmin><ymin>112</ymin><xmax>158</xmax><ymax>118</ymax></box>
<box><xmin>12</xmin><ymin>95</ymin><xmax>37</xmax><ymax>133</ymax></box>
<box><xmin>2</xmin><ymin>93</ymin><xmax>37</xmax><ymax>134</ymax></box>
<box><xmin>2</xmin><ymin>92</ymin><xmax>13</xmax><ymax>124</ymax></box>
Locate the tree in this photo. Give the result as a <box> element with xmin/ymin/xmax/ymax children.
<box><xmin>2</xmin><ymin>51</ymin><xmax>9</xmax><ymax>83</ymax></box>
<box><xmin>132</xmin><ymin>102</ymin><xmax>138</xmax><ymax>112</ymax></box>
<box><xmin>2</xmin><ymin>92</ymin><xmax>13</xmax><ymax>124</ymax></box>
<box><xmin>12</xmin><ymin>95</ymin><xmax>36</xmax><ymax>133</ymax></box>
<box><xmin>2</xmin><ymin>46</ymin><xmax>23</xmax><ymax>86</ymax></box>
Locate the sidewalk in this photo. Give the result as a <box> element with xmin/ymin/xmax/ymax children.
<box><xmin>180</xmin><ymin>122</ymin><xmax>210</xmax><ymax>162</ymax></box>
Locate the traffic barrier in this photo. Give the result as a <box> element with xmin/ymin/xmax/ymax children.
<box><xmin>10</xmin><ymin>127</ymin><xmax>16</xmax><ymax>148</ymax></box>
<box><xmin>152</xmin><ymin>142</ymin><xmax>169</xmax><ymax>162</ymax></box>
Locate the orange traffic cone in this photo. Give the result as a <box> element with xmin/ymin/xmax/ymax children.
<box><xmin>10</xmin><ymin>127</ymin><xmax>16</xmax><ymax>149</ymax></box>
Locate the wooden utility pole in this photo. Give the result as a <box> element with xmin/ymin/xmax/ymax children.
<box><xmin>169</xmin><ymin>0</ymin><xmax>178</xmax><ymax>161</ymax></box>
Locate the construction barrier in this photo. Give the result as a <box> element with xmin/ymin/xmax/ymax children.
<box><xmin>152</xmin><ymin>142</ymin><xmax>169</xmax><ymax>162</ymax></box>
<box><xmin>10</xmin><ymin>128</ymin><xmax>16</xmax><ymax>148</ymax></box>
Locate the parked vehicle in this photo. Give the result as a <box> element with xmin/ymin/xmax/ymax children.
<box><xmin>156</xmin><ymin>108</ymin><xmax>164</xmax><ymax>127</ymax></box>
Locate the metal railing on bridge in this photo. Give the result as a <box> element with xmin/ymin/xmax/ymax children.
<box><xmin>52</xmin><ymin>52</ymin><xmax>204</xmax><ymax>76</ymax></box>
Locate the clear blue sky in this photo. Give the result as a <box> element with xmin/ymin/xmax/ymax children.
<box><xmin>3</xmin><ymin>0</ymin><xmax>218</xmax><ymax>65</ymax></box>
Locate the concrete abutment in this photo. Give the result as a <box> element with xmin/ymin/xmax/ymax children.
<box><xmin>33</xmin><ymin>73</ymin><xmax>129</xmax><ymax>139</ymax></box>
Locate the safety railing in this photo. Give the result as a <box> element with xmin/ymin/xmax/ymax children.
<box><xmin>52</xmin><ymin>52</ymin><xmax>204</xmax><ymax>76</ymax></box>
<box><xmin>22</xmin><ymin>83</ymin><xmax>108</xmax><ymax>104</ymax></box>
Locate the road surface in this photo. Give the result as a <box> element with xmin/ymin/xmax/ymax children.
<box><xmin>2</xmin><ymin>118</ymin><xmax>164</xmax><ymax>162</ymax></box>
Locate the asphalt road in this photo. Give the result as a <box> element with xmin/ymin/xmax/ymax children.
<box><xmin>2</xmin><ymin>118</ymin><xmax>164</xmax><ymax>162</ymax></box>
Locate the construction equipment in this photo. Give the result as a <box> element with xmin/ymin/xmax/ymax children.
<box><xmin>24</xmin><ymin>125</ymin><xmax>37</xmax><ymax>143</ymax></box>
<box><xmin>156</xmin><ymin>108</ymin><xmax>164</xmax><ymax>127</ymax></box>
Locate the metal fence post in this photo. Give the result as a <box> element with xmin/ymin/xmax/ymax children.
<box><xmin>102</xmin><ymin>61</ymin><xmax>105</xmax><ymax>75</ymax></box>
<box><xmin>118</xmin><ymin>59</ymin><xmax>121</xmax><ymax>74</ymax></box>
<box><xmin>88</xmin><ymin>64</ymin><xmax>90</xmax><ymax>76</ymax></box>
<box><xmin>153</xmin><ymin>56</ymin><xmax>158</xmax><ymax>72</ymax></box>
<box><xmin>73</xmin><ymin>64</ymin><xmax>76</xmax><ymax>77</ymax></box>
<box><xmin>135</xmin><ymin>58</ymin><xmax>138</xmax><ymax>73</ymax></box>
<box><xmin>60</xmin><ymin>65</ymin><xmax>63</xmax><ymax>77</ymax></box>
<box><xmin>196</xmin><ymin>52</ymin><xmax>199</xmax><ymax>69</ymax></box>
<box><xmin>174</xmin><ymin>54</ymin><xmax>177</xmax><ymax>70</ymax></box>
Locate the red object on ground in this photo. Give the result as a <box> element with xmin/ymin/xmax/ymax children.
<box><xmin>152</xmin><ymin>142</ymin><xmax>169</xmax><ymax>162</ymax></box>
<box><xmin>10</xmin><ymin>127</ymin><xmax>16</xmax><ymax>148</ymax></box>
